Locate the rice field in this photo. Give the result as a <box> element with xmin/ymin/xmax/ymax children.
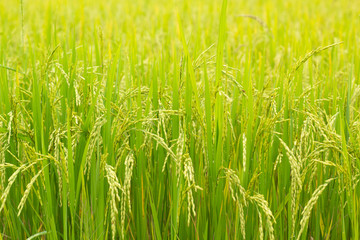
<box><xmin>0</xmin><ymin>0</ymin><xmax>360</xmax><ymax>239</ymax></box>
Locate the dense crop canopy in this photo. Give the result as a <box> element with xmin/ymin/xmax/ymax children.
<box><xmin>0</xmin><ymin>0</ymin><xmax>359</xmax><ymax>239</ymax></box>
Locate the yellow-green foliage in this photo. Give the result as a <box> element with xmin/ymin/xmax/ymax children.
<box><xmin>0</xmin><ymin>0</ymin><xmax>359</xmax><ymax>239</ymax></box>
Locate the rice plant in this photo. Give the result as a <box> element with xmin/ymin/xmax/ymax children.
<box><xmin>0</xmin><ymin>0</ymin><xmax>359</xmax><ymax>239</ymax></box>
